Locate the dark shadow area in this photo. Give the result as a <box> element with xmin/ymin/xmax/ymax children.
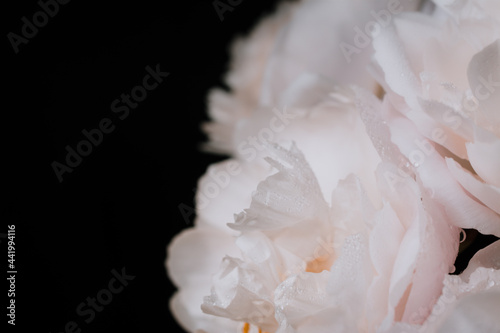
<box><xmin>4</xmin><ymin>1</ymin><xmax>283</xmax><ymax>332</ymax></box>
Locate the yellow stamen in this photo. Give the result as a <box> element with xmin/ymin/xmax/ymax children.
<box><xmin>305</xmin><ymin>255</ymin><xmax>334</xmax><ymax>273</ymax></box>
<box><xmin>242</xmin><ymin>322</ymin><xmax>268</xmax><ymax>333</ymax></box>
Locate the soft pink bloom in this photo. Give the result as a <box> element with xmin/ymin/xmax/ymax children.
<box><xmin>166</xmin><ymin>0</ymin><xmax>500</xmax><ymax>332</ymax></box>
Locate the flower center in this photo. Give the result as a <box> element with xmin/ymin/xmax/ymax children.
<box><xmin>305</xmin><ymin>254</ymin><xmax>335</xmax><ymax>273</ymax></box>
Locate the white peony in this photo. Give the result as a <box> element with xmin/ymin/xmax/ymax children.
<box><xmin>166</xmin><ymin>0</ymin><xmax>500</xmax><ymax>332</ymax></box>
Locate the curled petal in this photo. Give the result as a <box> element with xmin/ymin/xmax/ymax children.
<box><xmin>446</xmin><ymin>157</ymin><xmax>500</xmax><ymax>215</ymax></box>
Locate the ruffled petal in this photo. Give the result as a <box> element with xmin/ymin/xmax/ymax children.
<box><xmin>274</xmin><ymin>271</ymin><xmax>330</xmax><ymax>333</ymax></box>
<box><xmin>229</xmin><ymin>143</ymin><xmax>329</xmax><ymax>231</ymax></box>
<box><xmin>446</xmin><ymin>157</ymin><xmax>500</xmax><ymax>215</ymax></box>
<box><xmin>366</xmin><ymin>203</ymin><xmax>405</xmax><ymax>328</ymax></box>
<box><xmin>388</xmin><ymin>115</ymin><xmax>500</xmax><ymax>236</ymax></box>
<box><xmin>274</xmin><ymin>233</ymin><xmax>373</xmax><ymax>333</ymax></box>
<box><xmin>201</xmin><ymin>255</ymin><xmax>279</xmax><ymax>332</ymax></box>
<box><xmin>196</xmin><ymin>159</ymin><xmax>270</xmax><ymax>234</ymax></box>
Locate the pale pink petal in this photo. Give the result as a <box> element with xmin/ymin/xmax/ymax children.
<box><xmin>446</xmin><ymin>157</ymin><xmax>500</xmax><ymax>214</ymax></box>
<box><xmin>460</xmin><ymin>240</ymin><xmax>500</xmax><ymax>281</ymax></box>
<box><xmin>366</xmin><ymin>203</ymin><xmax>405</xmax><ymax>328</ymax></box>
<box><xmin>418</xmin><ymin>99</ymin><xmax>473</xmax><ymax>158</ymax></box>
<box><xmin>196</xmin><ymin>159</ymin><xmax>270</xmax><ymax>234</ymax></box>
<box><xmin>466</xmin><ymin>128</ymin><xmax>500</xmax><ymax>188</ymax></box>
<box><xmin>170</xmin><ymin>289</ymin><xmax>238</xmax><ymax>333</ymax></box>
<box><xmin>202</xmin><ymin>255</ymin><xmax>279</xmax><ymax>332</ymax></box>
<box><xmin>233</xmin><ymin>84</ymin><xmax>381</xmax><ymax>204</ymax></box>
<box><xmin>400</xmin><ymin>185</ymin><xmax>460</xmax><ymax>325</ymax></box>
<box><xmin>260</xmin><ymin>0</ymin><xmax>419</xmax><ymax>107</ymax></box>
<box><xmin>274</xmin><ymin>271</ymin><xmax>330</xmax><ymax>333</ymax></box>
<box><xmin>373</xmin><ymin>13</ymin><xmax>450</xmax><ymax>110</ymax></box>
<box><xmin>325</xmin><ymin>233</ymin><xmax>374</xmax><ymax>330</ymax></box>
<box><xmin>467</xmin><ymin>39</ymin><xmax>500</xmax><ymax>133</ymax></box>
<box><xmin>436</xmin><ymin>291</ymin><xmax>500</xmax><ymax>333</ymax></box>
<box><xmin>388</xmin><ymin>116</ymin><xmax>500</xmax><ymax>236</ymax></box>
<box><xmin>203</xmin><ymin>1</ymin><xmax>298</xmax><ymax>153</ymax></box>
<box><xmin>354</xmin><ymin>87</ymin><xmax>404</xmax><ymax>168</ymax></box>
<box><xmin>374</xmin><ymin>162</ymin><xmax>420</xmax><ymax>230</ymax></box>
<box><xmin>235</xmin><ymin>231</ymin><xmax>291</xmax><ymax>283</ymax></box>
<box><xmin>166</xmin><ymin>228</ymin><xmax>239</xmax><ymax>289</ymax></box>
<box><xmin>203</xmin><ymin>89</ymin><xmax>250</xmax><ymax>153</ymax></box>
<box><xmin>373</xmin><ymin>159</ymin><xmax>460</xmax><ymax>327</ymax></box>
<box><xmin>224</xmin><ymin>2</ymin><xmax>296</xmax><ymax>102</ymax></box>
<box><xmin>229</xmin><ymin>143</ymin><xmax>329</xmax><ymax>231</ymax></box>
<box><xmin>415</xmin><ymin>243</ymin><xmax>500</xmax><ymax>333</ymax></box>
<box><xmin>275</xmin><ymin>233</ymin><xmax>373</xmax><ymax>332</ymax></box>
<box><xmin>167</xmin><ymin>228</ymin><xmax>241</xmax><ymax>332</ymax></box>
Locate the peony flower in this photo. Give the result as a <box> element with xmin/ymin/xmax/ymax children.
<box><xmin>169</xmin><ymin>83</ymin><xmax>386</xmax><ymax>332</ymax></box>
<box><xmin>369</xmin><ymin>0</ymin><xmax>500</xmax><ymax>236</ymax></box>
<box><xmin>166</xmin><ymin>0</ymin><xmax>500</xmax><ymax>332</ymax></box>
<box><xmin>201</xmin><ymin>142</ymin><xmax>459</xmax><ymax>332</ymax></box>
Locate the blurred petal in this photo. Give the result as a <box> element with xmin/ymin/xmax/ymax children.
<box><xmin>196</xmin><ymin>159</ymin><xmax>269</xmax><ymax>234</ymax></box>
<box><xmin>437</xmin><ymin>291</ymin><xmax>500</xmax><ymax>333</ymax></box>
<box><xmin>166</xmin><ymin>228</ymin><xmax>239</xmax><ymax>289</ymax></box>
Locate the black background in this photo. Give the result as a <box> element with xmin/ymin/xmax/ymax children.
<box><xmin>4</xmin><ymin>1</ymin><xmax>282</xmax><ymax>332</ymax></box>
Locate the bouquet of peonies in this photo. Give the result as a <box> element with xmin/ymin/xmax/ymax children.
<box><xmin>167</xmin><ymin>0</ymin><xmax>500</xmax><ymax>332</ymax></box>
